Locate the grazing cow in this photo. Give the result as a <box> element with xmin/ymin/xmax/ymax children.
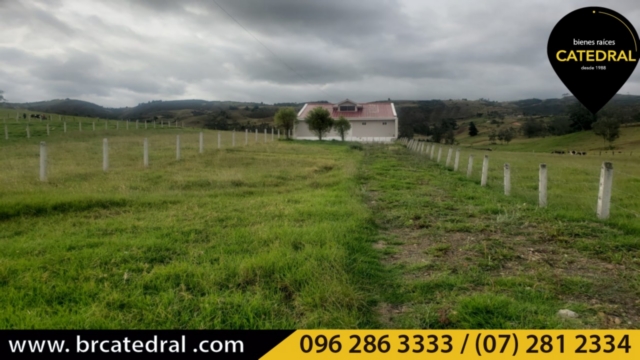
<box><xmin>551</xmin><ymin>150</ymin><xmax>565</xmax><ymax>154</ymax></box>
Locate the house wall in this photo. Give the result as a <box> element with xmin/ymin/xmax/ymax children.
<box><xmin>350</xmin><ymin>120</ymin><xmax>396</xmax><ymax>138</ymax></box>
<box><xmin>295</xmin><ymin>121</ymin><xmax>341</xmax><ymax>139</ymax></box>
<box><xmin>295</xmin><ymin>118</ymin><xmax>397</xmax><ymax>142</ymax></box>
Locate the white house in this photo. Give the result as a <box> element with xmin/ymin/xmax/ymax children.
<box><xmin>294</xmin><ymin>99</ymin><xmax>398</xmax><ymax>142</ymax></box>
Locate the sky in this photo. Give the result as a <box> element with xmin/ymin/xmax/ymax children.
<box><xmin>1</xmin><ymin>0</ymin><xmax>639</xmax><ymax>107</ymax></box>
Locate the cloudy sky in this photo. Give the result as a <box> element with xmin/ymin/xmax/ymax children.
<box><xmin>1</xmin><ymin>0</ymin><xmax>639</xmax><ymax>107</ymax></box>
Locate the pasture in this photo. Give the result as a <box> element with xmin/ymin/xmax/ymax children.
<box><xmin>364</xmin><ymin>142</ymin><xmax>640</xmax><ymax>329</ymax></box>
<box><xmin>0</xmin><ymin>114</ymin><xmax>381</xmax><ymax>328</ymax></box>
<box><xmin>1</xmin><ymin>109</ymin><xmax>639</xmax><ymax>329</ymax></box>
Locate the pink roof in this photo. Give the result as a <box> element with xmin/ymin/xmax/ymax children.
<box><xmin>298</xmin><ymin>101</ymin><xmax>396</xmax><ymax>120</ymax></box>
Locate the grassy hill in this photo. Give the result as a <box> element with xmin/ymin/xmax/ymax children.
<box><xmin>2</xmin><ymin>116</ymin><xmax>639</xmax><ymax>328</ymax></box>
<box><xmin>455</xmin><ymin>113</ymin><xmax>640</xmax><ymax>153</ymax></box>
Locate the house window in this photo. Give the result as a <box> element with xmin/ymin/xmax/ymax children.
<box><xmin>362</xmin><ymin>122</ymin><xmax>366</xmax><ymax>125</ymax></box>
<box><xmin>340</xmin><ymin>105</ymin><xmax>356</xmax><ymax>111</ymax></box>
<box><xmin>382</xmin><ymin>122</ymin><xmax>387</xmax><ymax>125</ymax></box>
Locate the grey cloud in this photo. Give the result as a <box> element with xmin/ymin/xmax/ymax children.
<box><xmin>1</xmin><ymin>0</ymin><xmax>640</xmax><ymax>107</ymax></box>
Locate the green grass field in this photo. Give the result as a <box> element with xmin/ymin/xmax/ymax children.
<box><xmin>1</xmin><ymin>108</ymin><xmax>639</xmax><ymax>329</ymax></box>
<box><xmin>364</xmin><ymin>142</ymin><xmax>640</xmax><ymax>329</ymax></box>
<box><xmin>455</xmin><ymin>116</ymin><xmax>640</xmax><ymax>153</ymax></box>
<box><xmin>0</xmin><ymin>113</ymin><xmax>383</xmax><ymax>328</ymax></box>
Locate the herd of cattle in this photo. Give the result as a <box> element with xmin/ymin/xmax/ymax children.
<box><xmin>551</xmin><ymin>150</ymin><xmax>587</xmax><ymax>155</ymax></box>
<box><xmin>23</xmin><ymin>114</ymin><xmax>49</xmax><ymax>120</ymax></box>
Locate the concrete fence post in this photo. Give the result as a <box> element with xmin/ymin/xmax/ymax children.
<box><xmin>504</xmin><ymin>163</ymin><xmax>511</xmax><ymax>196</ymax></box>
<box><xmin>199</xmin><ymin>132</ymin><xmax>204</xmax><ymax>154</ymax></box>
<box><xmin>64</xmin><ymin>122</ymin><xmax>67</xmax><ymax>133</ymax></box>
<box><xmin>153</xmin><ymin>121</ymin><xmax>156</xmax><ymax>129</ymax></box>
<box><xmin>40</xmin><ymin>141</ymin><xmax>47</xmax><ymax>182</ymax></box>
<box><xmin>539</xmin><ymin>163</ymin><xmax>547</xmax><ymax>208</ymax></box>
<box><xmin>116</xmin><ymin>121</ymin><xmax>119</xmax><ymax>130</ymax></box>
<box><xmin>105</xmin><ymin>121</ymin><xmax>108</xmax><ymax>130</ymax></box>
<box><xmin>264</xmin><ymin>128</ymin><xmax>267</xmax><ymax>143</ymax></box>
<box><xmin>278</xmin><ymin>129</ymin><xmax>280</xmax><ymax>139</ymax></box>
<box><xmin>26</xmin><ymin>125</ymin><xmax>30</xmax><ymax>139</ymax></box>
<box><xmin>233</xmin><ymin>130</ymin><xmax>236</xmax><ymax>147</ymax></box>
<box><xmin>437</xmin><ymin>146</ymin><xmax>443</xmax><ymax>163</ymax></box>
<box><xmin>92</xmin><ymin>122</ymin><xmax>96</xmax><ymax>131</ymax></box>
<box><xmin>103</xmin><ymin>138</ymin><xmax>109</xmax><ymax>172</ymax></box>
<box><xmin>454</xmin><ymin>149</ymin><xmax>460</xmax><ymax>171</ymax></box>
<box><xmin>245</xmin><ymin>129</ymin><xmax>248</xmax><ymax>146</ymax></box>
<box><xmin>136</xmin><ymin>120</ymin><xmax>139</xmax><ymax>129</ymax></box>
<box><xmin>430</xmin><ymin>144</ymin><xmax>435</xmax><ymax>160</ymax></box>
<box><xmin>143</xmin><ymin>138</ymin><xmax>149</xmax><ymax>168</ymax></box>
<box><xmin>176</xmin><ymin>135</ymin><xmax>181</xmax><ymax>160</ymax></box>
<box><xmin>126</xmin><ymin>120</ymin><xmax>129</xmax><ymax>130</ymax></box>
<box><xmin>4</xmin><ymin>124</ymin><xmax>8</xmax><ymax>140</ymax></box>
<box><xmin>446</xmin><ymin>147</ymin><xmax>453</xmax><ymax>167</ymax></box>
<box><xmin>255</xmin><ymin>129</ymin><xmax>258</xmax><ymax>142</ymax></box>
<box><xmin>79</xmin><ymin>121</ymin><xmax>82</xmax><ymax>131</ymax></box>
<box><xmin>481</xmin><ymin>155</ymin><xmax>489</xmax><ymax>186</ymax></box>
<box><xmin>271</xmin><ymin>128</ymin><xmax>274</xmax><ymax>141</ymax></box>
<box><xmin>467</xmin><ymin>155</ymin><xmax>474</xmax><ymax>178</ymax></box>
<box><xmin>597</xmin><ymin>162</ymin><xmax>613</xmax><ymax>220</ymax></box>
<box><xmin>218</xmin><ymin>132</ymin><xmax>221</xmax><ymax>149</ymax></box>
<box><xmin>46</xmin><ymin>123</ymin><xmax>50</xmax><ymax>136</ymax></box>
<box><xmin>145</xmin><ymin>121</ymin><xmax>148</xmax><ymax>129</ymax></box>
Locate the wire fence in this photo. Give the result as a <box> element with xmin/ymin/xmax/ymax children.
<box><xmin>399</xmin><ymin>138</ymin><xmax>640</xmax><ymax>225</ymax></box>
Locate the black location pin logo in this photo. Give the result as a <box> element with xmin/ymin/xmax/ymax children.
<box><xmin>547</xmin><ymin>7</ymin><xmax>639</xmax><ymax>114</ymax></box>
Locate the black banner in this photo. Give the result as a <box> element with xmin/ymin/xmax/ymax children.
<box><xmin>0</xmin><ymin>330</ymin><xmax>294</xmax><ymax>359</ymax></box>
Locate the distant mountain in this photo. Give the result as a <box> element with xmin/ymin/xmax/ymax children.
<box><xmin>5</xmin><ymin>99</ymin><xmax>123</xmax><ymax>119</ymax></box>
<box><xmin>4</xmin><ymin>94</ymin><xmax>640</xmax><ymax>134</ymax></box>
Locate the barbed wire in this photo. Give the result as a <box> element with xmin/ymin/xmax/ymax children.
<box><xmin>612</xmin><ymin>204</ymin><xmax>640</xmax><ymax>218</ymax></box>
<box><xmin>614</xmin><ymin>170</ymin><xmax>640</xmax><ymax>181</ymax></box>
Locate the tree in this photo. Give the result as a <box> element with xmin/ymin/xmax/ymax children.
<box><xmin>567</xmin><ymin>103</ymin><xmax>597</xmax><ymax>132</ymax></box>
<box><xmin>0</xmin><ymin>90</ymin><xmax>5</xmax><ymax>103</ymax></box>
<box><xmin>488</xmin><ymin>129</ymin><xmax>497</xmax><ymax>144</ymax></box>
<box><xmin>498</xmin><ymin>127</ymin><xmax>516</xmax><ymax>144</ymax></box>
<box><xmin>468</xmin><ymin>122</ymin><xmax>479</xmax><ymax>136</ymax></box>
<box><xmin>274</xmin><ymin>107</ymin><xmax>298</xmax><ymax>139</ymax></box>
<box><xmin>547</xmin><ymin>116</ymin><xmax>572</xmax><ymax>136</ymax></box>
<box><xmin>333</xmin><ymin>116</ymin><xmax>351</xmax><ymax>141</ymax></box>
<box><xmin>305</xmin><ymin>107</ymin><xmax>334</xmax><ymax>140</ymax></box>
<box><xmin>430</xmin><ymin>118</ymin><xmax>457</xmax><ymax>143</ymax></box>
<box><xmin>521</xmin><ymin>118</ymin><xmax>546</xmax><ymax>138</ymax></box>
<box><xmin>443</xmin><ymin>129</ymin><xmax>456</xmax><ymax>144</ymax></box>
<box><xmin>593</xmin><ymin>116</ymin><xmax>621</xmax><ymax>149</ymax></box>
